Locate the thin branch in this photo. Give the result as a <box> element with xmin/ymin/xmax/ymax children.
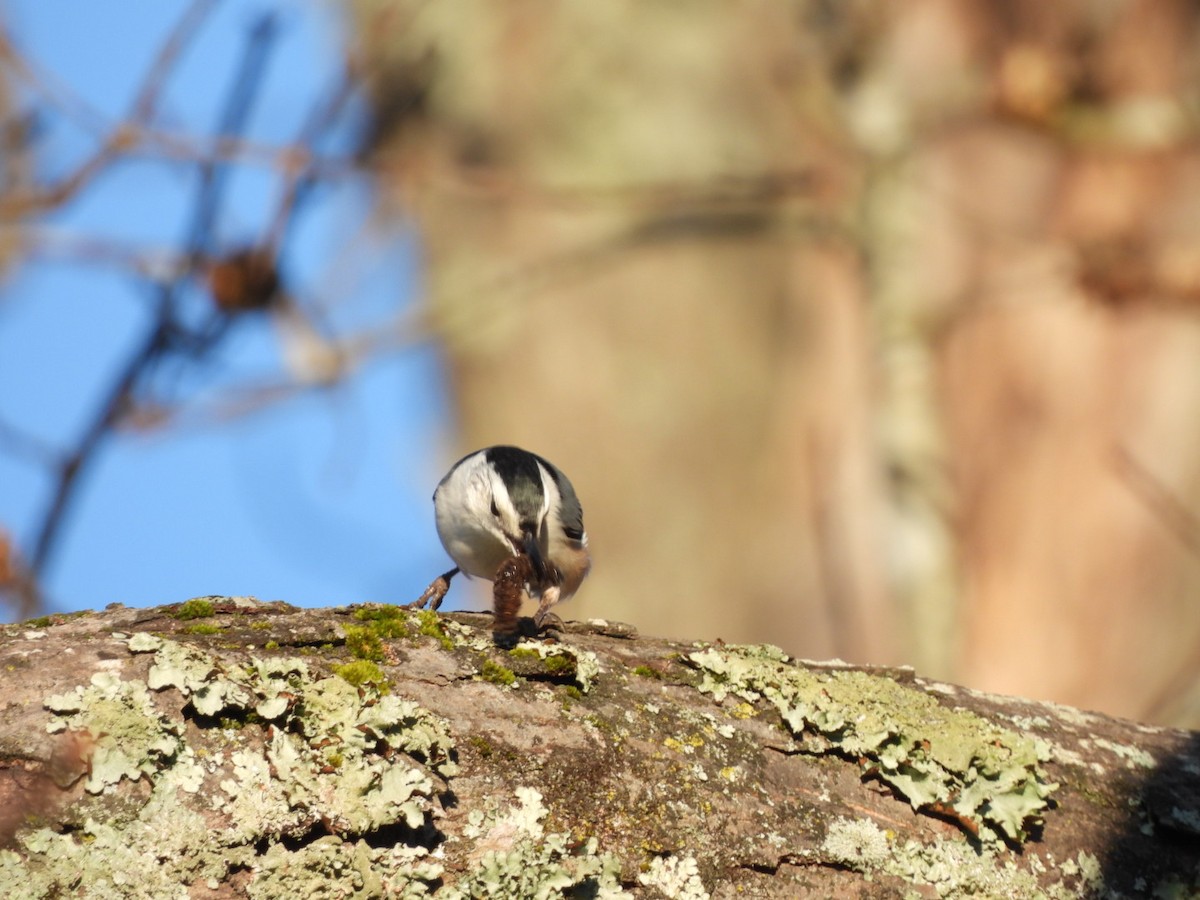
<box><xmin>130</xmin><ymin>0</ymin><xmax>220</xmax><ymax>123</ymax></box>
<box><xmin>26</xmin><ymin>14</ymin><xmax>281</xmax><ymax>586</ymax></box>
<box><xmin>264</xmin><ymin>68</ymin><xmax>357</xmax><ymax>253</ymax></box>
<box><xmin>0</xmin><ymin>26</ymin><xmax>109</xmax><ymax>138</ymax></box>
<box><xmin>0</xmin><ymin>0</ymin><xmax>220</xmax><ymax>219</ymax></box>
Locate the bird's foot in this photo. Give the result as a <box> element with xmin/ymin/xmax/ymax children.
<box><xmin>406</xmin><ymin>568</ymin><xmax>459</xmax><ymax>612</ymax></box>
<box><xmin>533</xmin><ymin>610</ymin><xmax>566</xmax><ymax>637</ymax></box>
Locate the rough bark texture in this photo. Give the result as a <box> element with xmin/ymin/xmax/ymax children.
<box><xmin>1</xmin><ymin>599</ymin><xmax>1197</xmax><ymax>898</ymax></box>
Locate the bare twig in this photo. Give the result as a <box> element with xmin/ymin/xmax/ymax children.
<box><xmin>130</xmin><ymin>0</ymin><xmax>220</xmax><ymax>123</ymax></box>
<box><xmin>0</xmin><ymin>0</ymin><xmax>220</xmax><ymax>218</ymax></box>
<box><xmin>24</xmin><ymin>14</ymin><xmax>282</xmax><ymax>604</ymax></box>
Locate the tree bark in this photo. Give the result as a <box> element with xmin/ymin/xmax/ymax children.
<box><xmin>1</xmin><ymin>600</ymin><xmax>1197</xmax><ymax>897</ymax></box>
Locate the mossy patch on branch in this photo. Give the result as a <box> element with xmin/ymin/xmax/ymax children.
<box><xmin>183</xmin><ymin>622</ymin><xmax>223</xmax><ymax>635</ymax></box>
<box><xmin>414</xmin><ymin>609</ymin><xmax>455</xmax><ymax>650</ymax></box>
<box><xmin>333</xmin><ymin>659</ymin><xmax>390</xmax><ymax>691</ymax></box>
<box><xmin>480</xmin><ymin>658</ymin><xmax>517</xmax><ymax>687</ymax></box>
<box><xmin>344</xmin><ymin>624</ymin><xmax>385</xmax><ymax>661</ymax></box>
<box><xmin>352</xmin><ymin>604</ymin><xmax>413</xmax><ymax>639</ymax></box>
<box><xmin>505</xmin><ymin>641</ymin><xmax>601</xmax><ymax>693</ymax></box>
<box><xmin>173</xmin><ymin>598</ymin><xmax>216</xmax><ymax>620</ymax></box>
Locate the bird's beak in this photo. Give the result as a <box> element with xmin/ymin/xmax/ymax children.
<box><xmin>522</xmin><ymin>529</ymin><xmax>548</xmax><ymax>581</ymax></box>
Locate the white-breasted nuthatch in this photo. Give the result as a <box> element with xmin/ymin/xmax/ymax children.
<box><xmin>409</xmin><ymin>445</ymin><xmax>591</xmax><ymax>639</ymax></box>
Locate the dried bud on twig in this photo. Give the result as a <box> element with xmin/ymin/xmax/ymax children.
<box><xmin>206</xmin><ymin>247</ymin><xmax>281</xmax><ymax>313</ymax></box>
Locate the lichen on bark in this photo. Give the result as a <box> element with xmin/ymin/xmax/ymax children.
<box><xmin>0</xmin><ymin>600</ymin><xmax>1197</xmax><ymax>897</ymax></box>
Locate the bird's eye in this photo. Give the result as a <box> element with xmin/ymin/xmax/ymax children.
<box><xmin>564</xmin><ymin>526</ymin><xmax>584</xmax><ymax>541</ymax></box>
<box><xmin>490</xmin><ymin>499</ymin><xmax>500</xmax><ymax>518</ymax></box>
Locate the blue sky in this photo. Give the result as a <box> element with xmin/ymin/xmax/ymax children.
<box><xmin>0</xmin><ymin>1</ymin><xmax>460</xmax><ymax>618</ymax></box>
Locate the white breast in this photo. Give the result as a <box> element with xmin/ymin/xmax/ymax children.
<box><xmin>433</xmin><ymin>454</ymin><xmax>517</xmax><ymax>580</ymax></box>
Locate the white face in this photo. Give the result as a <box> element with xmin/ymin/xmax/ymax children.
<box><xmin>483</xmin><ymin>464</ymin><xmax>530</xmax><ymax>550</ymax></box>
<box><xmin>433</xmin><ymin>451</ymin><xmax>540</xmax><ymax>579</ymax></box>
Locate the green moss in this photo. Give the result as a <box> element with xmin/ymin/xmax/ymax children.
<box><xmin>480</xmin><ymin>658</ymin><xmax>517</xmax><ymax>687</ymax></box>
<box><xmin>352</xmin><ymin>605</ymin><xmax>413</xmax><ymax>639</ymax></box>
<box><xmin>414</xmin><ymin>609</ymin><xmax>454</xmax><ymax>650</ymax></box>
<box><xmin>174</xmin><ymin>598</ymin><xmax>216</xmax><ymax>620</ymax></box>
<box><xmin>582</xmin><ymin>713</ymin><xmax>617</xmax><ymax>736</ymax></box>
<box><xmin>218</xmin><ymin>713</ymin><xmax>263</xmax><ymax>730</ymax></box>
<box><xmin>20</xmin><ymin>610</ymin><xmax>93</xmax><ymax>629</ymax></box>
<box><xmin>508</xmin><ymin>646</ymin><xmax>573</xmax><ymax>675</ymax></box>
<box><xmin>264</xmin><ymin>640</ymin><xmax>279</xmax><ymax>651</ymax></box>
<box><xmin>249</xmin><ymin>620</ymin><xmax>272</xmax><ymax>631</ymax></box>
<box><xmin>184</xmin><ymin>623</ymin><xmax>223</xmax><ymax>635</ymax></box>
<box><xmin>543</xmin><ymin>654</ymin><xmax>575</xmax><ymax>675</ymax></box>
<box><xmin>467</xmin><ymin>735</ymin><xmax>496</xmax><ymax>758</ymax></box>
<box><xmin>632</xmin><ymin>665</ymin><xmax>663</xmax><ymax>679</ymax></box>
<box><xmin>343</xmin><ymin>625</ymin><xmax>384</xmax><ymax>661</ymax></box>
<box><xmin>333</xmin><ymin>660</ymin><xmax>390</xmax><ymax>691</ymax></box>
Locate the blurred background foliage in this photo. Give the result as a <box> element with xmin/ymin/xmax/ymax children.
<box><xmin>4</xmin><ymin>0</ymin><xmax>1200</xmax><ymax>727</ymax></box>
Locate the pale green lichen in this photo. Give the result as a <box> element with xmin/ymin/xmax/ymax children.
<box><xmin>448</xmin><ymin>788</ymin><xmax>626</xmax><ymax>899</ymax></box>
<box><xmin>1</xmin><ymin>766</ymin><xmax>229</xmax><ymax>897</ymax></box>
<box><xmin>44</xmin><ymin>672</ymin><xmax>182</xmax><ymax>793</ymax></box>
<box><xmin>7</xmin><ymin>636</ymin><xmax>458</xmax><ymax>896</ymax></box>
<box><xmin>247</xmin><ymin>837</ymin><xmax>442</xmax><ymax>900</ymax></box>
<box><xmin>126</xmin><ymin>632</ymin><xmax>163</xmax><ymax>653</ymax></box>
<box><xmin>637</xmin><ymin>854</ymin><xmax>710</xmax><ymax>899</ymax></box>
<box><xmin>437</xmin><ymin>615</ymin><xmax>495</xmax><ymax>651</ymax></box>
<box><xmin>1165</xmin><ymin>805</ymin><xmax>1200</xmax><ymax>835</ymax></box>
<box><xmin>507</xmin><ymin>639</ymin><xmax>601</xmax><ymax>693</ymax></box>
<box><xmin>245</xmin><ymin>655</ymin><xmax>310</xmax><ymax>720</ymax></box>
<box><xmin>888</xmin><ymin>834</ymin><xmax>1068</xmax><ymax>898</ymax></box>
<box><xmin>141</xmin><ymin>636</ymin><xmax>252</xmax><ymax>716</ymax></box>
<box><xmin>1091</xmin><ymin>738</ymin><xmax>1157</xmax><ymax>769</ymax></box>
<box><xmin>264</xmin><ymin>726</ymin><xmax>432</xmax><ymax>834</ymax></box>
<box><xmin>821</xmin><ymin>817</ymin><xmax>892</xmax><ymax>870</ymax></box>
<box><xmin>688</xmin><ymin>644</ymin><xmax>1057</xmax><ymax>844</ymax></box>
<box><xmin>821</xmin><ymin>818</ymin><xmax>1110</xmax><ymax>899</ymax></box>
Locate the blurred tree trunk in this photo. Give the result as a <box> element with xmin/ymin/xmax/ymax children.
<box><xmin>347</xmin><ymin>0</ymin><xmax>1200</xmax><ymax>726</ymax></box>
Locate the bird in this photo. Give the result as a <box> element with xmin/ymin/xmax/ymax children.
<box><xmin>409</xmin><ymin>445</ymin><xmax>591</xmax><ymax>640</ymax></box>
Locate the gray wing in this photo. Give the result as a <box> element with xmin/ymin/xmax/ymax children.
<box><xmin>540</xmin><ymin>457</ymin><xmax>585</xmax><ymax>539</ymax></box>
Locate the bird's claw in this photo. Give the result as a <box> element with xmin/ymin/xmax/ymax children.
<box><xmin>534</xmin><ymin>610</ymin><xmax>566</xmax><ymax>635</ymax></box>
<box><xmin>406</xmin><ymin>568</ymin><xmax>458</xmax><ymax>612</ymax></box>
